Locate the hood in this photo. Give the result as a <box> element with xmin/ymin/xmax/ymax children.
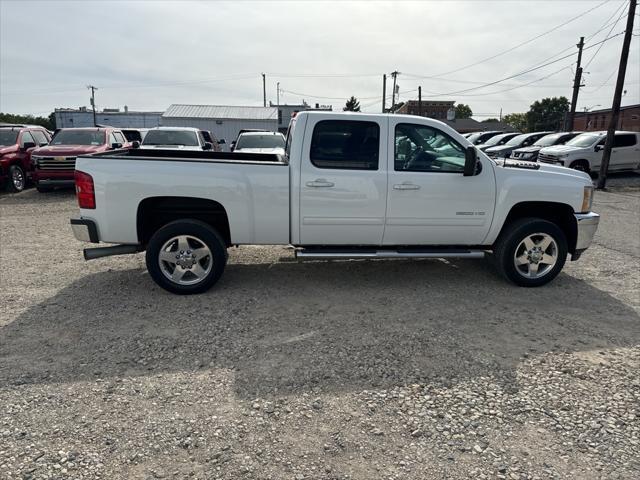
<box><xmin>485</xmin><ymin>145</ymin><xmax>513</xmax><ymax>154</ymax></box>
<box><xmin>497</xmin><ymin>158</ymin><xmax>591</xmax><ymax>183</ymax></box>
<box><xmin>235</xmin><ymin>147</ymin><xmax>285</xmax><ymax>155</ymax></box>
<box><xmin>32</xmin><ymin>144</ymin><xmax>106</xmax><ymax>156</ymax></box>
<box><xmin>513</xmin><ymin>146</ymin><xmax>542</xmax><ymax>154</ymax></box>
<box><xmin>0</xmin><ymin>144</ymin><xmax>18</xmax><ymax>156</ymax></box>
<box><xmin>539</xmin><ymin>144</ymin><xmax>586</xmax><ymax>155</ymax></box>
<box><xmin>139</xmin><ymin>145</ymin><xmax>203</xmax><ymax>151</ymax></box>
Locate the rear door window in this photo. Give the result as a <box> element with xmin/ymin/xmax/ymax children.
<box><xmin>613</xmin><ymin>134</ymin><xmax>637</xmax><ymax>148</ymax></box>
<box><xmin>310</xmin><ymin>120</ymin><xmax>379</xmax><ymax>170</ymax></box>
<box><xmin>114</xmin><ymin>132</ymin><xmax>127</xmax><ymax>144</ymax></box>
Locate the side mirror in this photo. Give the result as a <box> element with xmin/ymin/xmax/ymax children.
<box><xmin>131</xmin><ymin>141</ymin><xmax>140</xmax><ymax>149</ymax></box>
<box><xmin>595</xmin><ymin>144</ymin><xmax>604</xmax><ymax>152</ymax></box>
<box><xmin>111</xmin><ymin>142</ymin><xmax>123</xmax><ymax>149</ymax></box>
<box><xmin>203</xmin><ymin>142</ymin><xmax>213</xmax><ymax>151</ymax></box>
<box><xmin>217</xmin><ymin>139</ymin><xmax>226</xmax><ymax>145</ymax></box>
<box><xmin>22</xmin><ymin>141</ymin><xmax>36</xmax><ymax>151</ymax></box>
<box><xmin>463</xmin><ymin>146</ymin><xmax>477</xmax><ymax>177</ymax></box>
<box><xmin>230</xmin><ymin>141</ymin><xmax>236</xmax><ymax>152</ymax></box>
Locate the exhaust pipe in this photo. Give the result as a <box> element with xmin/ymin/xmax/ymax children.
<box><xmin>84</xmin><ymin>244</ymin><xmax>141</xmax><ymax>260</ymax></box>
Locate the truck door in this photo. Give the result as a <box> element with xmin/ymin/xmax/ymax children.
<box><xmin>611</xmin><ymin>133</ymin><xmax>640</xmax><ymax>170</ymax></box>
<box><xmin>383</xmin><ymin>119</ymin><xmax>496</xmax><ymax>245</ymax></box>
<box><xmin>299</xmin><ymin>116</ymin><xmax>388</xmax><ymax>245</ymax></box>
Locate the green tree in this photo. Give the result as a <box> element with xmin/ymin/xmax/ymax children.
<box><xmin>481</xmin><ymin>118</ymin><xmax>500</xmax><ymax>123</ymax></box>
<box><xmin>0</xmin><ymin>112</ymin><xmax>55</xmax><ymax>130</ymax></box>
<box><xmin>502</xmin><ymin>113</ymin><xmax>528</xmax><ymax>132</ymax></box>
<box><xmin>526</xmin><ymin>97</ymin><xmax>569</xmax><ymax>131</ymax></box>
<box><xmin>455</xmin><ymin>103</ymin><xmax>473</xmax><ymax>119</ymax></box>
<box><xmin>343</xmin><ymin>96</ymin><xmax>361</xmax><ymax>112</ymax></box>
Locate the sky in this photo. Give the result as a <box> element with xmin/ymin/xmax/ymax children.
<box><xmin>0</xmin><ymin>0</ymin><xmax>638</xmax><ymax>120</ymax></box>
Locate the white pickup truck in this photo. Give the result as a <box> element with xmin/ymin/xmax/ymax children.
<box><xmin>71</xmin><ymin>112</ymin><xmax>599</xmax><ymax>294</ymax></box>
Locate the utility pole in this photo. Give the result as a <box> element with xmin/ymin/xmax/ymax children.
<box><xmin>262</xmin><ymin>73</ymin><xmax>266</xmax><ymax>107</ymax></box>
<box><xmin>418</xmin><ymin>86</ymin><xmax>423</xmax><ymax>117</ymax></box>
<box><xmin>567</xmin><ymin>36</ymin><xmax>585</xmax><ymax>131</ymax></box>
<box><xmin>390</xmin><ymin>70</ymin><xmax>399</xmax><ymax>110</ymax></box>
<box><xmin>382</xmin><ymin>74</ymin><xmax>387</xmax><ymax>113</ymax></box>
<box><xmin>597</xmin><ymin>0</ymin><xmax>636</xmax><ymax>189</ymax></box>
<box><xmin>277</xmin><ymin>82</ymin><xmax>280</xmax><ymax>106</ymax></box>
<box><xmin>87</xmin><ymin>85</ymin><xmax>98</xmax><ymax>126</ymax></box>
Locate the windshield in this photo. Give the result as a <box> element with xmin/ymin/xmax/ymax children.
<box><xmin>566</xmin><ymin>133</ymin><xmax>602</xmax><ymax>148</ymax></box>
<box><xmin>0</xmin><ymin>130</ymin><xmax>19</xmax><ymax>146</ymax></box>
<box><xmin>236</xmin><ymin>134</ymin><xmax>285</xmax><ymax>149</ymax></box>
<box><xmin>533</xmin><ymin>133</ymin><xmax>563</xmax><ymax>147</ymax></box>
<box><xmin>484</xmin><ymin>133</ymin><xmax>514</xmax><ymax>147</ymax></box>
<box><xmin>505</xmin><ymin>134</ymin><xmax>530</xmax><ymax>146</ymax></box>
<box><xmin>51</xmin><ymin>130</ymin><xmax>105</xmax><ymax>146</ymax></box>
<box><xmin>143</xmin><ymin>130</ymin><xmax>199</xmax><ymax>146</ymax></box>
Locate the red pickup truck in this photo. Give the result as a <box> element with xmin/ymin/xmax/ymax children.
<box><xmin>0</xmin><ymin>125</ymin><xmax>51</xmax><ymax>192</ymax></box>
<box><xmin>31</xmin><ymin>127</ymin><xmax>131</xmax><ymax>192</ymax></box>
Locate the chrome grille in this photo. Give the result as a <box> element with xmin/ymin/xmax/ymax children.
<box><xmin>36</xmin><ymin>157</ymin><xmax>76</xmax><ymax>171</ymax></box>
<box><xmin>538</xmin><ymin>153</ymin><xmax>561</xmax><ymax>165</ymax></box>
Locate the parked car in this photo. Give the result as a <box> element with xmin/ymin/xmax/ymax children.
<box><xmin>510</xmin><ymin>132</ymin><xmax>582</xmax><ymax>162</ymax></box>
<box><xmin>121</xmin><ymin>128</ymin><xmax>149</xmax><ymax>144</ymax></box>
<box><xmin>0</xmin><ymin>125</ymin><xmax>51</xmax><ymax>192</ymax></box>
<box><xmin>476</xmin><ymin>132</ymin><xmax>520</xmax><ymax>151</ymax></box>
<box><xmin>31</xmin><ymin>127</ymin><xmax>131</xmax><ymax>192</ymax></box>
<box><xmin>229</xmin><ymin>129</ymin><xmax>270</xmax><ymax>151</ymax></box>
<box><xmin>466</xmin><ymin>130</ymin><xmax>503</xmax><ymax>146</ymax></box>
<box><xmin>70</xmin><ymin>111</ymin><xmax>599</xmax><ymax>294</ymax></box>
<box><xmin>140</xmin><ymin>127</ymin><xmax>223</xmax><ymax>151</ymax></box>
<box><xmin>538</xmin><ymin>131</ymin><xmax>640</xmax><ymax>174</ymax></box>
<box><xmin>232</xmin><ymin>131</ymin><xmax>285</xmax><ymax>154</ymax></box>
<box><xmin>485</xmin><ymin>131</ymin><xmax>553</xmax><ymax>159</ymax></box>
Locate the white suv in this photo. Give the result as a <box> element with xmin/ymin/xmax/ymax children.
<box><xmin>538</xmin><ymin>131</ymin><xmax>640</xmax><ymax>174</ymax></box>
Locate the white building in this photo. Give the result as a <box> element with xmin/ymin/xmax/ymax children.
<box><xmin>54</xmin><ymin>106</ymin><xmax>162</xmax><ymax>128</ymax></box>
<box><xmin>161</xmin><ymin>104</ymin><xmax>278</xmax><ymax>143</ymax></box>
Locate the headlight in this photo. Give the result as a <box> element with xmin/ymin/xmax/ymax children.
<box><xmin>558</xmin><ymin>154</ymin><xmax>569</xmax><ymax>158</ymax></box>
<box><xmin>582</xmin><ymin>186</ymin><xmax>594</xmax><ymax>212</ymax></box>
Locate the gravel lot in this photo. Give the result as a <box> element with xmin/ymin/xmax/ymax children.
<box><xmin>1</xmin><ymin>173</ymin><xmax>639</xmax><ymax>480</ymax></box>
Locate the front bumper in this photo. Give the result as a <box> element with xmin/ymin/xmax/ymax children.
<box><xmin>71</xmin><ymin>218</ymin><xmax>99</xmax><ymax>243</ymax></box>
<box><xmin>574</xmin><ymin>212</ymin><xmax>600</xmax><ymax>251</ymax></box>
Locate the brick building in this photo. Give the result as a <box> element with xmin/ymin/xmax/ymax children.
<box><xmin>394</xmin><ymin>100</ymin><xmax>455</xmax><ymax>120</ymax></box>
<box><xmin>573</xmin><ymin>104</ymin><xmax>640</xmax><ymax>132</ymax></box>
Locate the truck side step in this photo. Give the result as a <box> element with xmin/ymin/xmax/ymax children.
<box><xmin>295</xmin><ymin>248</ymin><xmax>486</xmax><ymax>260</ymax></box>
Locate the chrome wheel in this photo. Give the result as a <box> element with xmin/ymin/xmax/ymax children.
<box><xmin>158</xmin><ymin>235</ymin><xmax>212</xmax><ymax>285</ymax></box>
<box><xmin>513</xmin><ymin>232</ymin><xmax>558</xmax><ymax>279</ymax></box>
<box><xmin>11</xmin><ymin>167</ymin><xmax>25</xmax><ymax>191</ymax></box>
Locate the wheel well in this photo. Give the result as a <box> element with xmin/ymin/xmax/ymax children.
<box><xmin>499</xmin><ymin>202</ymin><xmax>578</xmax><ymax>253</ymax></box>
<box><xmin>568</xmin><ymin>159</ymin><xmax>590</xmax><ymax>169</ymax></box>
<box><xmin>137</xmin><ymin>197</ymin><xmax>231</xmax><ymax>247</ymax></box>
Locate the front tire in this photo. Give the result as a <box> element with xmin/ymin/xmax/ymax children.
<box><xmin>569</xmin><ymin>160</ymin><xmax>590</xmax><ymax>174</ymax></box>
<box><xmin>145</xmin><ymin>219</ymin><xmax>227</xmax><ymax>294</ymax></box>
<box><xmin>7</xmin><ymin>165</ymin><xmax>26</xmax><ymax>192</ymax></box>
<box><xmin>493</xmin><ymin>218</ymin><xmax>568</xmax><ymax>287</ymax></box>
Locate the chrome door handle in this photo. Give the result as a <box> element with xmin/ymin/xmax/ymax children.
<box><xmin>393</xmin><ymin>183</ymin><xmax>420</xmax><ymax>190</ymax></box>
<box><xmin>306</xmin><ymin>179</ymin><xmax>335</xmax><ymax>188</ymax></box>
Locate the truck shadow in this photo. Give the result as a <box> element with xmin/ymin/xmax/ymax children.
<box><xmin>1</xmin><ymin>258</ymin><xmax>638</xmax><ymax>399</ymax></box>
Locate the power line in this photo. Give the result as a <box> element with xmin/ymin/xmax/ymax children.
<box><xmin>429</xmin><ymin>0</ymin><xmax>612</xmax><ymax>78</ymax></box>
<box><xmin>584</xmin><ymin>3</ymin><xmax>629</xmax><ymax>69</ymax></box>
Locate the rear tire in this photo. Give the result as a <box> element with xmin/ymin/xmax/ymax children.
<box><xmin>493</xmin><ymin>218</ymin><xmax>568</xmax><ymax>287</ymax></box>
<box><xmin>145</xmin><ymin>219</ymin><xmax>227</xmax><ymax>294</ymax></box>
<box><xmin>7</xmin><ymin>165</ymin><xmax>25</xmax><ymax>192</ymax></box>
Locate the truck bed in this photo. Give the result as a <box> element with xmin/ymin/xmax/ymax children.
<box><xmin>75</xmin><ymin>149</ymin><xmax>290</xmax><ymax>245</ymax></box>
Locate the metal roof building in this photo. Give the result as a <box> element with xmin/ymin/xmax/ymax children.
<box><xmin>161</xmin><ymin>104</ymin><xmax>279</xmax><ymax>145</ymax></box>
<box><xmin>54</xmin><ymin>106</ymin><xmax>162</xmax><ymax>128</ymax></box>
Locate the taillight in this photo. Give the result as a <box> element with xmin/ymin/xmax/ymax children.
<box><xmin>75</xmin><ymin>170</ymin><xmax>95</xmax><ymax>209</ymax></box>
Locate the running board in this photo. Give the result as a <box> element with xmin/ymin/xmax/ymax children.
<box><xmin>295</xmin><ymin>249</ymin><xmax>486</xmax><ymax>260</ymax></box>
